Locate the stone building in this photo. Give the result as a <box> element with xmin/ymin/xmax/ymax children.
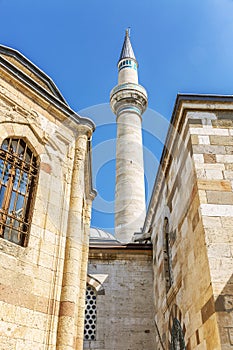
<box><xmin>0</xmin><ymin>45</ymin><xmax>96</xmax><ymax>350</ymax></box>
<box><xmin>83</xmin><ymin>30</ymin><xmax>157</xmax><ymax>350</ymax></box>
<box><xmin>141</xmin><ymin>95</ymin><xmax>233</xmax><ymax>349</ymax></box>
<box><xmin>83</xmin><ymin>229</ymin><xmax>156</xmax><ymax>350</ymax></box>
<box><xmin>83</xmin><ymin>31</ymin><xmax>233</xmax><ymax>350</ymax></box>
<box><xmin>0</xmin><ymin>29</ymin><xmax>233</xmax><ymax>350</ymax></box>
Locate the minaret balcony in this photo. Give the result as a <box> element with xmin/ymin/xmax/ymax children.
<box><xmin>110</xmin><ymin>83</ymin><xmax>148</xmax><ymax>116</ymax></box>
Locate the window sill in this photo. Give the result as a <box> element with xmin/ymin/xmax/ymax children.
<box><xmin>0</xmin><ymin>237</ymin><xmax>25</xmax><ymax>258</ymax></box>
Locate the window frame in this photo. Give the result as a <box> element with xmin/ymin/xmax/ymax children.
<box><xmin>170</xmin><ymin>318</ymin><xmax>186</xmax><ymax>350</ymax></box>
<box><xmin>0</xmin><ymin>137</ymin><xmax>39</xmax><ymax>247</ymax></box>
<box><xmin>84</xmin><ymin>283</ymin><xmax>97</xmax><ymax>341</ymax></box>
<box><xmin>163</xmin><ymin>217</ymin><xmax>173</xmax><ymax>292</ymax></box>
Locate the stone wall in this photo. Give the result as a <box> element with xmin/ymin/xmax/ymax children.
<box><xmin>142</xmin><ymin>97</ymin><xmax>233</xmax><ymax>349</ymax></box>
<box><xmin>190</xmin><ymin>110</ymin><xmax>233</xmax><ymax>349</ymax></box>
<box><xmin>0</xmin><ymin>52</ymin><xmax>95</xmax><ymax>349</ymax></box>
<box><xmin>84</xmin><ymin>245</ymin><xmax>156</xmax><ymax>350</ymax></box>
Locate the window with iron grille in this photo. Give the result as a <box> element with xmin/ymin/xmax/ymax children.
<box><xmin>163</xmin><ymin>217</ymin><xmax>173</xmax><ymax>292</ymax></box>
<box><xmin>170</xmin><ymin>318</ymin><xmax>186</xmax><ymax>350</ymax></box>
<box><xmin>0</xmin><ymin>137</ymin><xmax>39</xmax><ymax>247</ymax></box>
<box><xmin>84</xmin><ymin>284</ymin><xmax>97</xmax><ymax>341</ymax></box>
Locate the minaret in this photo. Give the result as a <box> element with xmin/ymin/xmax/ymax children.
<box><xmin>110</xmin><ymin>29</ymin><xmax>148</xmax><ymax>243</ymax></box>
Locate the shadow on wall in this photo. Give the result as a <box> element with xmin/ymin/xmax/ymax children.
<box><xmin>215</xmin><ymin>273</ymin><xmax>233</xmax><ymax>346</ymax></box>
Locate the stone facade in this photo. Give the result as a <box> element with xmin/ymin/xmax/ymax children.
<box><xmin>0</xmin><ymin>46</ymin><xmax>96</xmax><ymax>349</ymax></box>
<box><xmin>84</xmin><ymin>239</ymin><xmax>156</xmax><ymax>350</ymax></box>
<box><xmin>142</xmin><ymin>95</ymin><xmax>233</xmax><ymax>349</ymax></box>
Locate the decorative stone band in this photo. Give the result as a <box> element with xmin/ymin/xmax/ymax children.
<box><xmin>110</xmin><ymin>83</ymin><xmax>148</xmax><ymax>116</ymax></box>
<box><xmin>117</xmin><ymin>105</ymin><xmax>142</xmax><ymax>118</ymax></box>
<box><xmin>118</xmin><ymin>63</ymin><xmax>137</xmax><ymax>71</ymax></box>
<box><xmin>117</xmin><ymin>58</ymin><xmax>138</xmax><ymax>70</ymax></box>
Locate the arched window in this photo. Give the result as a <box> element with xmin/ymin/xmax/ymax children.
<box><xmin>170</xmin><ymin>318</ymin><xmax>186</xmax><ymax>350</ymax></box>
<box><xmin>0</xmin><ymin>137</ymin><xmax>39</xmax><ymax>247</ymax></box>
<box><xmin>163</xmin><ymin>217</ymin><xmax>173</xmax><ymax>292</ymax></box>
<box><xmin>84</xmin><ymin>284</ymin><xmax>97</xmax><ymax>341</ymax></box>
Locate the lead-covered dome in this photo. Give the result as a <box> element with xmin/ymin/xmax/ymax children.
<box><xmin>90</xmin><ymin>227</ymin><xmax>121</xmax><ymax>245</ymax></box>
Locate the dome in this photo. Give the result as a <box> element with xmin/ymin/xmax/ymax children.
<box><xmin>90</xmin><ymin>227</ymin><xmax>121</xmax><ymax>245</ymax></box>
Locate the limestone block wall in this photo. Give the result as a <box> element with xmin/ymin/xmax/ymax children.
<box><xmin>143</xmin><ymin>107</ymin><xmax>223</xmax><ymax>349</ymax></box>
<box><xmin>189</xmin><ymin>110</ymin><xmax>233</xmax><ymax>349</ymax></box>
<box><xmin>84</xmin><ymin>246</ymin><xmax>156</xmax><ymax>350</ymax></box>
<box><xmin>0</xmin><ymin>68</ymin><xmax>94</xmax><ymax>349</ymax></box>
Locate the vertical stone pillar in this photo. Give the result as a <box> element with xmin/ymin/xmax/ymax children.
<box><xmin>75</xmin><ymin>199</ymin><xmax>92</xmax><ymax>349</ymax></box>
<box><xmin>56</xmin><ymin>127</ymin><xmax>91</xmax><ymax>350</ymax></box>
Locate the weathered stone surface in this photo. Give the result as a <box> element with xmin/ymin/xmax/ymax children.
<box><xmin>198</xmin><ymin>135</ymin><xmax>210</xmax><ymax>145</ymax></box>
<box><xmin>206</xmin><ymin>191</ymin><xmax>233</xmax><ymax>204</ymax></box>
<box><xmin>205</xmin><ymin>169</ymin><xmax>223</xmax><ymax>180</ymax></box>
<box><xmin>86</xmin><ymin>248</ymin><xmax>156</xmax><ymax>350</ymax></box>
<box><xmin>201</xmin><ymin>296</ymin><xmax>215</xmax><ymax>324</ymax></box>
<box><xmin>190</xmin><ymin>127</ymin><xmax>228</xmax><ymax>136</ymax></box>
<box><xmin>216</xmin><ymin>154</ymin><xmax>233</xmax><ymax>163</ymax></box>
<box><xmin>146</xmin><ymin>107</ymin><xmax>233</xmax><ymax>350</ymax></box>
<box><xmin>210</xmin><ymin>135</ymin><xmax>233</xmax><ymax>146</ymax></box>
<box><xmin>200</xmin><ymin>204</ymin><xmax>233</xmax><ymax>217</ymax></box>
<box><xmin>204</xmin><ymin>153</ymin><xmax>217</xmax><ymax>163</ymax></box>
<box><xmin>225</xmin><ymin>146</ymin><xmax>233</xmax><ymax>155</ymax></box>
<box><xmin>224</xmin><ymin>170</ymin><xmax>233</xmax><ymax>180</ymax></box>
<box><xmin>229</xmin><ymin>328</ymin><xmax>233</xmax><ymax>345</ymax></box>
<box><xmin>0</xmin><ymin>52</ymin><xmax>94</xmax><ymax>349</ymax></box>
<box><xmin>197</xmin><ymin>179</ymin><xmax>232</xmax><ymax>191</ymax></box>
<box><xmin>193</xmin><ymin>144</ymin><xmax>226</xmax><ymax>155</ymax></box>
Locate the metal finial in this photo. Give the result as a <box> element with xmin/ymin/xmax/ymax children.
<box><xmin>126</xmin><ymin>27</ymin><xmax>131</xmax><ymax>37</ymax></box>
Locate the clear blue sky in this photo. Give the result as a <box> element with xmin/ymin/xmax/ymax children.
<box><xmin>1</xmin><ymin>0</ymin><xmax>233</xmax><ymax>232</ymax></box>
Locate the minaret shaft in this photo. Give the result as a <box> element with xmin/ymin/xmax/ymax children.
<box><xmin>115</xmin><ymin>112</ymin><xmax>146</xmax><ymax>242</ymax></box>
<box><xmin>110</xmin><ymin>30</ymin><xmax>148</xmax><ymax>243</ymax></box>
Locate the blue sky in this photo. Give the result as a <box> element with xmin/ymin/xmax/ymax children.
<box><xmin>1</xmin><ymin>0</ymin><xmax>233</xmax><ymax>232</ymax></box>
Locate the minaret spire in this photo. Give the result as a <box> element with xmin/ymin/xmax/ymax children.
<box><xmin>119</xmin><ymin>28</ymin><xmax>136</xmax><ymax>62</ymax></box>
<box><xmin>110</xmin><ymin>30</ymin><xmax>148</xmax><ymax>243</ymax></box>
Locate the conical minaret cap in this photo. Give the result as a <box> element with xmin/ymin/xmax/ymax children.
<box><xmin>118</xmin><ymin>29</ymin><xmax>136</xmax><ymax>62</ymax></box>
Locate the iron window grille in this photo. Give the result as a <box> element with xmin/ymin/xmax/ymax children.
<box><xmin>84</xmin><ymin>284</ymin><xmax>97</xmax><ymax>341</ymax></box>
<box><xmin>0</xmin><ymin>137</ymin><xmax>39</xmax><ymax>247</ymax></box>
